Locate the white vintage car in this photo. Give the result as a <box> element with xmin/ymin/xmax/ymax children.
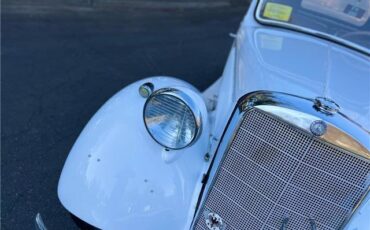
<box><xmin>57</xmin><ymin>0</ymin><xmax>370</xmax><ymax>229</ymax></box>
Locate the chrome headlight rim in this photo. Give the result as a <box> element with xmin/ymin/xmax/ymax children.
<box><xmin>143</xmin><ymin>87</ymin><xmax>202</xmax><ymax>150</ymax></box>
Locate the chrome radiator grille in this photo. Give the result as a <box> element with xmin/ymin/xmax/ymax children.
<box><xmin>194</xmin><ymin>108</ymin><xmax>370</xmax><ymax>230</ymax></box>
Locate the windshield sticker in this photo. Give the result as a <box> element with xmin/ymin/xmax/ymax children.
<box><xmin>301</xmin><ymin>0</ymin><xmax>369</xmax><ymax>27</ymax></box>
<box><xmin>263</xmin><ymin>2</ymin><xmax>293</xmax><ymax>22</ymax></box>
<box><xmin>344</xmin><ymin>5</ymin><xmax>366</xmax><ymax>19</ymax></box>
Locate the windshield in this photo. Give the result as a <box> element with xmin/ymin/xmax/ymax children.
<box><xmin>256</xmin><ymin>0</ymin><xmax>370</xmax><ymax>54</ymax></box>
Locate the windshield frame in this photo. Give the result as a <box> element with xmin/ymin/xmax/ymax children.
<box><xmin>254</xmin><ymin>0</ymin><xmax>370</xmax><ymax>55</ymax></box>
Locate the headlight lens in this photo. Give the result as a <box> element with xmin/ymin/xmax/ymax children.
<box><xmin>144</xmin><ymin>90</ymin><xmax>200</xmax><ymax>149</ymax></box>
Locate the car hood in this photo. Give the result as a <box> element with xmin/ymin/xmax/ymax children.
<box><xmin>234</xmin><ymin>25</ymin><xmax>370</xmax><ymax>133</ymax></box>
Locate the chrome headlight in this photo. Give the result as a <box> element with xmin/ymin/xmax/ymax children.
<box><xmin>144</xmin><ymin>88</ymin><xmax>201</xmax><ymax>150</ymax></box>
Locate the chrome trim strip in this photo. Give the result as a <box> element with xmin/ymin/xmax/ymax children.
<box><xmin>254</xmin><ymin>0</ymin><xmax>370</xmax><ymax>56</ymax></box>
<box><xmin>192</xmin><ymin>91</ymin><xmax>370</xmax><ymax>229</ymax></box>
<box><xmin>35</xmin><ymin>213</ymin><xmax>48</xmax><ymax>230</ymax></box>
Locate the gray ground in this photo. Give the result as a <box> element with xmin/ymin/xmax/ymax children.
<box><xmin>1</xmin><ymin>3</ymin><xmax>246</xmax><ymax>229</ymax></box>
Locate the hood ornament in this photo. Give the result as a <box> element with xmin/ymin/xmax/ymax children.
<box><xmin>313</xmin><ymin>97</ymin><xmax>340</xmax><ymax>115</ymax></box>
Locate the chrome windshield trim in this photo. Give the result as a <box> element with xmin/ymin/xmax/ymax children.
<box><xmin>254</xmin><ymin>0</ymin><xmax>370</xmax><ymax>56</ymax></box>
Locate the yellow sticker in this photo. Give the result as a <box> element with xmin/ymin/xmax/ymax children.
<box><xmin>263</xmin><ymin>2</ymin><xmax>293</xmax><ymax>22</ymax></box>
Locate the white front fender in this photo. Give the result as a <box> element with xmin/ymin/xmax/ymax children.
<box><xmin>58</xmin><ymin>76</ymin><xmax>210</xmax><ymax>229</ymax></box>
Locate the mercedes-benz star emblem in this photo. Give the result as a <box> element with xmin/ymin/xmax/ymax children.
<box><xmin>205</xmin><ymin>212</ymin><xmax>224</xmax><ymax>230</ymax></box>
<box><xmin>310</xmin><ymin>120</ymin><xmax>327</xmax><ymax>136</ymax></box>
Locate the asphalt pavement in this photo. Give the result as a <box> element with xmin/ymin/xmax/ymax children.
<box><xmin>1</xmin><ymin>3</ymin><xmax>246</xmax><ymax>229</ymax></box>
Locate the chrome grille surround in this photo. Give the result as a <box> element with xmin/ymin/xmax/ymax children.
<box><xmin>193</xmin><ymin>92</ymin><xmax>370</xmax><ymax>230</ymax></box>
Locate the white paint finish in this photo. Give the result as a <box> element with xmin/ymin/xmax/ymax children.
<box><xmin>58</xmin><ymin>76</ymin><xmax>210</xmax><ymax>230</ymax></box>
<box><xmin>211</xmin><ymin>47</ymin><xmax>237</xmax><ymax>141</ymax></box>
<box><xmin>344</xmin><ymin>194</ymin><xmax>370</xmax><ymax>230</ymax></box>
<box><xmin>233</xmin><ymin>0</ymin><xmax>370</xmax><ymax>132</ymax></box>
<box><xmin>202</xmin><ymin>77</ymin><xmax>221</xmax><ymax>112</ymax></box>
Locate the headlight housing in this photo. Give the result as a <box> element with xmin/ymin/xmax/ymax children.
<box><xmin>144</xmin><ymin>88</ymin><xmax>201</xmax><ymax>150</ymax></box>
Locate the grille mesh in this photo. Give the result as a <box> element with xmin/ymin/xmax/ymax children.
<box><xmin>194</xmin><ymin>109</ymin><xmax>370</xmax><ymax>230</ymax></box>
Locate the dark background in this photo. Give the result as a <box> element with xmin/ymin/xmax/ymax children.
<box><xmin>1</xmin><ymin>1</ymin><xmax>248</xmax><ymax>229</ymax></box>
